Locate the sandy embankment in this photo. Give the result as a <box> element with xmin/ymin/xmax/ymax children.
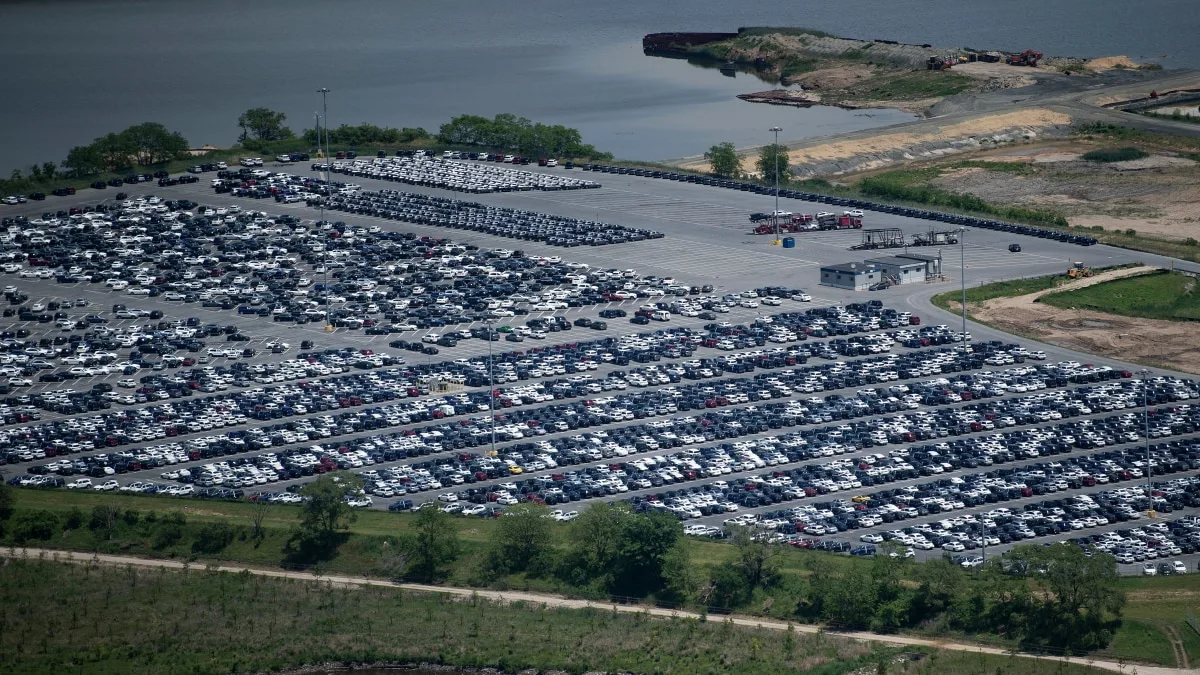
<box><xmin>678</xmin><ymin>108</ymin><xmax>1073</xmax><ymax>175</ymax></box>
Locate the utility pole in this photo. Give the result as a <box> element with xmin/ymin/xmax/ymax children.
<box><xmin>959</xmin><ymin>228</ymin><xmax>967</xmax><ymax>349</ymax></box>
<box><xmin>1141</xmin><ymin>369</ymin><xmax>1153</xmax><ymax>515</ymax></box>
<box><xmin>770</xmin><ymin>126</ymin><xmax>782</xmax><ymax>245</ymax></box>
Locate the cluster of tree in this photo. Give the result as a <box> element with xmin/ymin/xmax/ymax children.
<box><xmin>62</xmin><ymin>122</ymin><xmax>191</xmax><ymax>177</ymax></box>
<box><xmin>301</xmin><ymin>123</ymin><xmax>430</xmax><ymax>148</ymax></box>
<box><xmin>703</xmin><ymin>141</ymin><xmax>789</xmax><ymax>183</ymax></box>
<box><xmin>436</xmin><ymin>113</ymin><xmax>612</xmax><ymax>160</ymax></box>
<box><xmin>804</xmin><ymin>543</ymin><xmax>1124</xmax><ymax>652</ymax></box>
<box><xmin>287</xmin><ymin>472</ymin><xmax>365</xmax><ymax>563</ymax></box>
<box><xmin>237</xmin><ymin>107</ymin><xmax>295</xmax><ymax>150</ymax></box>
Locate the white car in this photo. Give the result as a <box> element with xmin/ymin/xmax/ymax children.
<box><xmin>1173</xmin><ymin>560</ymin><xmax>1188</xmax><ymax>574</ymax></box>
<box><xmin>67</xmin><ymin>478</ymin><xmax>93</xmax><ymax>490</ymax></box>
<box><xmin>793</xmin><ymin>293</ymin><xmax>812</xmax><ymax>302</ymax></box>
<box><xmin>1143</xmin><ymin>563</ymin><xmax>1158</xmax><ymax>576</ymax></box>
<box><xmin>93</xmin><ymin>480</ymin><xmax>120</xmax><ymax>491</ymax></box>
<box><xmin>844</xmin><ymin>209</ymin><xmax>865</xmax><ymax>218</ymax></box>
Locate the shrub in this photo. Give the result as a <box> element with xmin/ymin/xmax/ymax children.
<box><xmin>192</xmin><ymin>523</ymin><xmax>236</xmax><ymax>554</ymax></box>
<box><xmin>9</xmin><ymin>510</ymin><xmax>60</xmax><ymax>544</ymax></box>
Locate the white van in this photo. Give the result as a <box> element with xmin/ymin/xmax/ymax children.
<box><xmin>651</xmin><ymin>310</ymin><xmax>671</xmax><ymax>322</ymax></box>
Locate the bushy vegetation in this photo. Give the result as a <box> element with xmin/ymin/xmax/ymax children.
<box><xmin>1081</xmin><ymin>146</ymin><xmax>1149</xmax><ymax>163</ymax></box>
<box><xmin>301</xmin><ymin>122</ymin><xmax>430</xmax><ymax>147</ymax></box>
<box><xmin>1</xmin><ymin>557</ymin><xmax>1121</xmax><ymax>675</ymax></box>
<box><xmin>436</xmin><ymin>113</ymin><xmax>612</xmax><ymax>160</ymax></box>
<box><xmin>0</xmin><ymin>121</ymin><xmax>192</xmax><ymax>197</ymax></box>
<box><xmin>0</xmin><ymin>486</ymin><xmax>1187</xmax><ymax>664</ymax></box>
<box><xmin>857</xmin><ymin>170</ymin><xmax>1068</xmax><ymax>227</ymax></box>
<box><xmin>843</xmin><ymin>71</ymin><xmax>976</xmax><ymax>101</ymax></box>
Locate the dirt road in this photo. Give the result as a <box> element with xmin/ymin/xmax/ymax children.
<box><xmin>4</xmin><ymin>546</ymin><xmax>1193</xmax><ymax>675</ymax></box>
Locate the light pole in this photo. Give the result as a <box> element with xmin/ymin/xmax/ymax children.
<box><xmin>1140</xmin><ymin>369</ymin><xmax>1152</xmax><ymax>513</ymax></box>
<box><xmin>958</xmin><ymin>228</ymin><xmax>967</xmax><ymax>349</ymax></box>
<box><xmin>769</xmin><ymin>126</ymin><xmax>782</xmax><ymax>244</ymax></box>
<box><xmin>317</xmin><ymin>87</ymin><xmax>332</xmax><ymax>332</ymax></box>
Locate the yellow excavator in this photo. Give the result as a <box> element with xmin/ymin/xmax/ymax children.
<box><xmin>1067</xmin><ymin>262</ymin><xmax>1093</xmax><ymax>279</ymax></box>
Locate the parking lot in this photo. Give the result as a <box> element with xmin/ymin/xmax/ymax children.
<box><xmin>4</xmin><ymin>156</ymin><xmax>1199</xmax><ymax>575</ymax></box>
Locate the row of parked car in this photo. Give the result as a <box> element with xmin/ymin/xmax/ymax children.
<box><xmin>416</xmin><ymin>371</ymin><xmax>1188</xmax><ymax>510</ymax></box>
<box><xmin>326</xmin><ymin>155</ymin><xmax>600</xmax><ymax>193</ymax></box>
<box><xmin>578</xmin><ymin>164</ymin><xmax>1099</xmax><ymax>247</ymax></box>
<box><xmin>317</xmin><ymin>186</ymin><xmax>664</xmax><ymax>247</ymax></box>
<box><xmin>6</xmin><ymin>303</ymin><xmax>926</xmax><ymax>471</ymax></box>
<box><xmin>675</xmin><ymin>403</ymin><xmax>1200</xmax><ymax>544</ymax></box>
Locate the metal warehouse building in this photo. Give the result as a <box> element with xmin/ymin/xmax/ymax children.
<box><xmin>865</xmin><ymin>256</ymin><xmax>928</xmax><ymax>286</ymax></box>
<box><xmin>819</xmin><ymin>262</ymin><xmax>882</xmax><ymax>291</ymax></box>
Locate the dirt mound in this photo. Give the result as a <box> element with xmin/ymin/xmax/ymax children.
<box><xmin>1086</xmin><ymin>55</ymin><xmax>1139</xmax><ymax>71</ymax></box>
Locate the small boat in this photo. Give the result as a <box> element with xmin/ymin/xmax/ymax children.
<box><xmin>719</xmin><ymin>60</ymin><xmax>736</xmax><ymax>72</ymax></box>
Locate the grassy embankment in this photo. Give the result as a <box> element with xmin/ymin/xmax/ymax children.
<box><xmin>929</xmin><ymin>264</ymin><xmax>1139</xmax><ymax>317</ymax></box>
<box><xmin>1038</xmin><ymin>269</ymin><xmax>1200</xmax><ymax>321</ymax></box>
<box><xmin>4</xmin><ymin>487</ymin><xmax>1199</xmax><ymax>667</ymax></box>
<box><xmin>687</xmin><ymin>28</ymin><xmax>976</xmax><ymax>106</ymax></box>
<box><xmin>0</xmin><ymin>556</ymin><xmax>1120</xmax><ymax>675</ymax></box>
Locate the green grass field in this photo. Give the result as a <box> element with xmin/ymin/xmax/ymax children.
<box><xmin>1039</xmin><ymin>270</ymin><xmax>1200</xmax><ymax>322</ymax></box>
<box><xmin>0</xmin><ymin>557</ymin><xmax>1118</xmax><ymax>675</ymax></box>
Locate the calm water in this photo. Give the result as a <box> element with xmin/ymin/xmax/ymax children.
<box><xmin>2</xmin><ymin>0</ymin><xmax>1197</xmax><ymax>171</ymax></box>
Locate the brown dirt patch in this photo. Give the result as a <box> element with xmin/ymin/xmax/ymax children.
<box><xmin>1086</xmin><ymin>55</ymin><xmax>1140</xmax><ymax>71</ymax></box>
<box><xmin>960</xmin><ymin>266</ymin><xmax>1200</xmax><ymax>374</ymax></box>
<box><xmin>783</xmin><ymin>109</ymin><xmax>1072</xmax><ymax>165</ymax></box>
<box><xmin>790</xmin><ymin>63</ymin><xmax>878</xmax><ymax>90</ymax></box>
<box><xmin>929</xmin><ymin>146</ymin><xmax>1200</xmax><ymax>240</ymax></box>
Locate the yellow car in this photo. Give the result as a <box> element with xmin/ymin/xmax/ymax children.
<box><xmin>851</xmin><ymin>495</ymin><xmax>871</xmax><ymax>503</ymax></box>
<box><xmin>508</xmin><ymin>466</ymin><xmax>523</xmax><ymax>475</ymax></box>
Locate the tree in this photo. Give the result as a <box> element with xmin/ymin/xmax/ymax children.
<box><xmin>704</xmin><ymin>141</ymin><xmax>740</xmax><ymax>177</ymax></box>
<box><xmin>403</xmin><ymin>505</ymin><xmax>460</xmax><ymax>581</ymax></box>
<box><xmin>297</xmin><ymin>472</ymin><xmax>364</xmax><ymax>545</ymax></box>
<box><xmin>248</xmin><ymin>499</ymin><xmax>268</xmax><ymax>544</ymax></box>
<box><xmin>488</xmin><ymin>502</ymin><xmax>553</xmax><ymax>574</ymax></box>
<box><xmin>757</xmin><ymin>143</ymin><xmax>790</xmax><ymax>185</ymax></box>
<box><xmin>120</xmin><ymin>122</ymin><xmax>189</xmax><ymax>165</ymax></box>
<box><xmin>93</xmin><ymin>132</ymin><xmax>136</xmax><ymax>172</ymax></box>
<box><xmin>63</xmin><ymin>144</ymin><xmax>105</xmax><ymax>177</ymax></box>
<box><xmin>1006</xmin><ymin>543</ymin><xmax>1124</xmax><ymax>649</ymax></box>
<box><xmin>661</xmin><ymin>537</ymin><xmax>700</xmax><ymax>604</ymax></box>
<box><xmin>0</xmin><ymin>478</ymin><xmax>14</xmax><ymax>522</ymax></box>
<box><xmin>238</xmin><ymin>107</ymin><xmax>295</xmax><ymax>143</ymax></box>
<box><xmin>610</xmin><ymin>509</ymin><xmax>681</xmax><ymax>596</ymax></box>
<box><xmin>563</xmin><ymin>502</ymin><xmax>627</xmax><ymax>585</ymax></box>
<box><xmin>729</xmin><ymin>525</ymin><xmax>780</xmax><ymax>588</ymax></box>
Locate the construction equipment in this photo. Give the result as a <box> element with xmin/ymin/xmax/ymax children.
<box><xmin>911</xmin><ymin>229</ymin><xmax>959</xmax><ymax>246</ymax></box>
<box><xmin>1067</xmin><ymin>262</ymin><xmax>1093</xmax><ymax>279</ymax></box>
<box><xmin>851</xmin><ymin>228</ymin><xmax>905</xmax><ymax>251</ymax></box>
<box><xmin>979</xmin><ymin>51</ymin><xmax>1003</xmax><ymax>63</ymax></box>
<box><xmin>1006</xmin><ymin>50</ymin><xmax>1044</xmax><ymax>67</ymax></box>
<box><xmin>927</xmin><ymin>55</ymin><xmax>951</xmax><ymax>71</ymax></box>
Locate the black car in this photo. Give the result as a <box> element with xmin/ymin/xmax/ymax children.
<box><xmin>630</xmin><ymin>316</ymin><xmax>650</xmax><ymax>325</ymax></box>
<box><xmin>598</xmin><ymin>309</ymin><xmax>627</xmax><ymax>319</ymax></box>
<box><xmin>91</xmin><ymin>181</ymin><xmax>106</xmax><ymax>190</ymax></box>
<box><xmin>1008</xmin><ymin>243</ymin><xmax>1022</xmax><ymax>252</ymax></box>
